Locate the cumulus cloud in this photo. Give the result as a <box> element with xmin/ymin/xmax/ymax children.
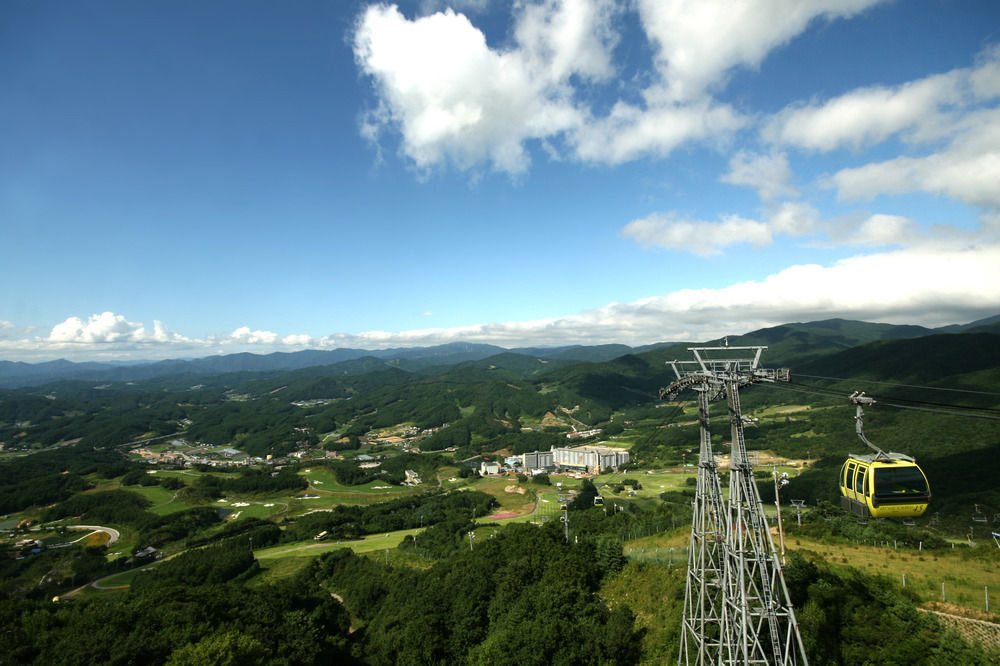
<box><xmin>2</xmin><ymin>245</ymin><xmax>997</xmax><ymax>362</ymax></box>
<box><xmin>620</xmin><ymin>201</ymin><xmax>827</xmax><ymax>256</ymax></box>
<box><xmin>47</xmin><ymin>312</ymin><xmax>148</xmax><ymax>344</ymax></box>
<box><xmin>722</xmin><ymin>151</ymin><xmax>797</xmax><ymax>200</ymax></box>
<box><xmin>840</xmin><ymin>214</ymin><xmax>917</xmax><ymax>246</ymax></box>
<box><xmin>637</xmin><ymin>0</ymin><xmax>885</xmax><ymax>102</ymax></box>
<box><xmin>302</xmin><ymin>244</ymin><xmax>1000</xmax><ymax>347</ymax></box>
<box><xmin>621</xmin><ymin>204</ymin><xmax>947</xmax><ymax>255</ymax></box>
<box><xmin>571</xmin><ymin>99</ymin><xmax>745</xmax><ymax>164</ymax></box>
<box><xmin>767</xmin><ymin>45</ymin><xmax>1000</xmax><ymax>152</ymax></box>
<box><xmin>40</xmin><ymin>312</ymin><xmax>188</xmax><ymax>346</ymax></box>
<box><xmin>356</xmin><ymin>1</ymin><xmax>845</xmax><ymax>173</ymax></box>
<box><xmin>419</xmin><ymin>0</ymin><xmax>488</xmax><ymax>14</ymax></box>
<box><xmin>353</xmin><ymin>1</ymin><xmax>896</xmax><ymax>174</ymax></box>
<box><xmin>354</xmin><ymin>1</ymin><xmax>615</xmax><ymax>174</ymax></box>
<box><xmin>765</xmin><ymin>46</ymin><xmax>1000</xmax><ymax>218</ymax></box>
<box><xmin>766</xmin><ymin>201</ymin><xmax>820</xmax><ymax>236</ymax></box>
<box><xmin>764</xmin><ymin>74</ymin><xmax>962</xmax><ymax>151</ymax></box>
<box><xmin>0</xmin><ymin>320</ymin><xmax>17</xmax><ymax>341</ymax></box>
<box><xmin>829</xmin><ymin>108</ymin><xmax>1000</xmax><ymax>212</ymax></box>
<box><xmin>281</xmin><ymin>333</ymin><xmax>315</xmax><ymax>346</ymax></box>
<box><xmin>230</xmin><ymin>326</ymin><xmax>280</xmax><ymax>345</ymax></box>
<box><xmin>622</xmin><ymin>213</ymin><xmax>771</xmax><ymax>256</ymax></box>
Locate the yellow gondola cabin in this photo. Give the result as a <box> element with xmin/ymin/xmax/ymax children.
<box><xmin>839</xmin><ymin>454</ymin><xmax>930</xmax><ymax>518</ymax></box>
<box><xmin>839</xmin><ymin>392</ymin><xmax>931</xmax><ymax>519</ymax></box>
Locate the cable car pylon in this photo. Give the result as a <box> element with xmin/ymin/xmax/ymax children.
<box><xmin>661</xmin><ymin>346</ymin><xmax>808</xmax><ymax>665</ymax></box>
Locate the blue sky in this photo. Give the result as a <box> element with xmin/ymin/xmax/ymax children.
<box><xmin>2</xmin><ymin>0</ymin><xmax>999</xmax><ymax>361</ymax></box>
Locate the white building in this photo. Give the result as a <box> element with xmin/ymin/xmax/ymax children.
<box><xmin>551</xmin><ymin>444</ymin><xmax>629</xmax><ymax>474</ymax></box>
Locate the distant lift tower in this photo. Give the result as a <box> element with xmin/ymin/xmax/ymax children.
<box><xmin>661</xmin><ymin>346</ymin><xmax>807</xmax><ymax>665</ymax></box>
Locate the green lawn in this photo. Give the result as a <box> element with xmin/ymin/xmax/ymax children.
<box><xmin>213</xmin><ymin>497</ymin><xmax>292</xmax><ymax>521</ymax></box>
<box><xmin>298</xmin><ymin>467</ymin><xmax>422</xmax><ymax>502</ymax></box>
<box><xmin>790</xmin><ymin>535</ymin><xmax>1000</xmax><ymax>616</ymax></box>
<box><xmin>255</xmin><ymin>527</ymin><xmax>422</xmax><ymax>561</ymax></box>
<box><xmin>91</xmin><ymin>564</ymin><xmax>159</xmax><ymax>589</ymax></box>
<box><xmin>127</xmin><ymin>484</ymin><xmax>192</xmax><ymax>515</ymax></box>
<box><xmin>594</xmin><ymin>469</ymin><xmax>696</xmax><ymax>499</ymax></box>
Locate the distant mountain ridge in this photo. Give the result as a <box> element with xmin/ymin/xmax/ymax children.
<box><xmin>1</xmin><ymin>315</ymin><xmax>997</xmax><ymax>389</ymax></box>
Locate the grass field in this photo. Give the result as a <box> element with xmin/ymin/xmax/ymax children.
<box><xmin>470</xmin><ymin>477</ymin><xmax>537</xmax><ymax>517</ymax></box>
<box><xmin>255</xmin><ymin>528</ymin><xmax>422</xmax><ymax>562</ymax></box>
<box><xmin>791</xmin><ymin>535</ymin><xmax>1000</xmax><ymax>615</ymax></box>
<box><xmin>617</xmin><ymin>527</ymin><xmax>1000</xmax><ymax>619</ymax></box>
<box><xmin>297</xmin><ymin>467</ymin><xmax>422</xmax><ymax>505</ymax></box>
<box><xmin>126</xmin><ymin>484</ymin><xmax>193</xmax><ymax>515</ymax></box>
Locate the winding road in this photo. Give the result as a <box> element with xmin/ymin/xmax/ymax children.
<box><xmin>66</xmin><ymin>525</ymin><xmax>121</xmax><ymax>545</ymax></box>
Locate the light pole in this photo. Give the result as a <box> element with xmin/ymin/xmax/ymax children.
<box><xmin>773</xmin><ymin>467</ymin><xmax>789</xmax><ymax>565</ymax></box>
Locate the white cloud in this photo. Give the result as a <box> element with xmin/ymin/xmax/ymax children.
<box><xmin>637</xmin><ymin>0</ymin><xmax>885</xmax><ymax>102</ymax></box>
<box><xmin>621</xmin><ymin>212</ymin><xmax>771</xmax><ymax>256</ymax></box>
<box><xmin>2</xmin><ymin>246</ymin><xmax>997</xmax><ymax>362</ymax></box>
<box><xmin>970</xmin><ymin>44</ymin><xmax>1000</xmax><ymax>100</ymax></box>
<box><xmin>39</xmin><ymin>312</ymin><xmax>189</xmax><ymax>346</ymax></box>
<box><xmin>621</xmin><ymin>204</ymin><xmax>951</xmax><ymax>255</ymax></box>
<box><xmin>829</xmin><ymin>107</ymin><xmax>1000</xmax><ymax>212</ymax></box>
<box><xmin>571</xmin><ymin>99</ymin><xmax>745</xmax><ymax>164</ymax></box>
<box><xmin>47</xmin><ymin>312</ymin><xmax>148</xmax><ymax>344</ymax></box>
<box><xmin>308</xmin><ymin>244</ymin><xmax>1000</xmax><ymax>347</ymax></box>
<box><xmin>621</xmin><ymin>201</ymin><xmax>830</xmax><ymax>256</ymax></box>
<box><xmin>419</xmin><ymin>0</ymin><xmax>488</xmax><ymax>14</ymax></box>
<box><xmin>353</xmin><ymin>1</ymin><xmax>892</xmax><ymax>173</ymax></box>
<box><xmin>764</xmin><ymin>73</ymin><xmax>962</xmax><ymax>151</ymax></box>
<box><xmin>231</xmin><ymin>326</ymin><xmax>280</xmax><ymax>345</ymax></box>
<box><xmin>841</xmin><ymin>214</ymin><xmax>916</xmax><ymax>246</ymax></box>
<box><xmin>282</xmin><ymin>334</ymin><xmax>314</xmax><ymax>346</ymax></box>
<box><xmin>352</xmin><ymin>1</ymin><xmax>767</xmax><ymax>173</ymax></box>
<box><xmin>766</xmin><ymin>201</ymin><xmax>820</xmax><ymax>236</ymax></box>
<box><xmin>722</xmin><ymin>151</ymin><xmax>797</xmax><ymax>200</ymax></box>
<box><xmin>515</xmin><ymin>0</ymin><xmax>617</xmax><ymax>83</ymax></box>
<box><xmin>765</xmin><ymin>46</ymin><xmax>1000</xmax><ymax>217</ymax></box>
<box><xmin>354</xmin><ymin>2</ymin><xmax>617</xmax><ymax>174</ymax></box>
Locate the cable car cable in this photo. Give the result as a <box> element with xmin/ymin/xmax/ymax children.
<box><xmin>777</xmin><ymin>379</ymin><xmax>1000</xmax><ymax>416</ymax></box>
<box><xmin>792</xmin><ymin>373</ymin><xmax>1000</xmax><ymax>397</ymax></box>
<box><xmin>875</xmin><ymin>400</ymin><xmax>1000</xmax><ymax>421</ymax></box>
<box><xmin>766</xmin><ymin>382</ymin><xmax>1000</xmax><ymax>421</ymax></box>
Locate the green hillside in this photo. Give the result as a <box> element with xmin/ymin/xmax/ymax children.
<box><xmin>3</xmin><ymin>317</ymin><xmax>1000</xmax><ymax>664</ymax></box>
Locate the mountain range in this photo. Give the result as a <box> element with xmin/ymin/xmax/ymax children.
<box><xmin>1</xmin><ymin>314</ymin><xmax>998</xmax><ymax>389</ymax></box>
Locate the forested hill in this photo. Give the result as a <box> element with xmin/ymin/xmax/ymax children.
<box><xmin>3</xmin><ymin>319</ymin><xmax>998</xmax><ymax>466</ymax></box>
<box><xmin>794</xmin><ymin>330</ymin><xmax>1000</xmax><ymax>386</ymax></box>
<box><xmin>4</xmin><ymin>316</ymin><xmax>997</xmax><ymax>388</ymax></box>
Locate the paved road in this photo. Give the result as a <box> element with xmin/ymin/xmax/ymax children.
<box><xmin>66</xmin><ymin>525</ymin><xmax>121</xmax><ymax>545</ymax></box>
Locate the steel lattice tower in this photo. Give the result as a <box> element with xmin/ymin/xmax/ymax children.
<box><xmin>661</xmin><ymin>346</ymin><xmax>808</xmax><ymax>666</ymax></box>
<box><xmin>676</xmin><ymin>386</ymin><xmax>728</xmax><ymax>664</ymax></box>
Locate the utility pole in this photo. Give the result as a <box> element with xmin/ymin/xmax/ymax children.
<box><xmin>661</xmin><ymin>346</ymin><xmax>807</xmax><ymax>665</ymax></box>
<box><xmin>773</xmin><ymin>467</ymin><xmax>789</xmax><ymax>565</ymax></box>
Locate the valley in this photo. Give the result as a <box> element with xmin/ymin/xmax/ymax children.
<box><xmin>2</xmin><ymin>317</ymin><xmax>1000</xmax><ymax>664</ymax></box>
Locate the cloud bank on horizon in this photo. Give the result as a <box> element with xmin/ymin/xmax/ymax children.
<box><xmin>2</xmin><ymin>0</ymin><xmax>999</xmax><ymax>361</ymax></box>
<box><xmin>4</xmin><ymin>243</ymin><xmax>998</xmax><ymax>360</ymax></box>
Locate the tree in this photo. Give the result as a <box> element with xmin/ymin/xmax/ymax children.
<box><xmin>166</xmin><ymin>631</ymin><xmax>268</xmax><ymax>665</ymax></box>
